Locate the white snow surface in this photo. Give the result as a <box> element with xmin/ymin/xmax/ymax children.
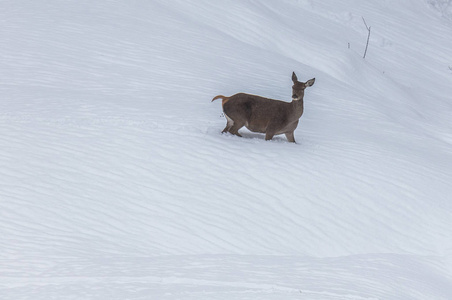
<box><xmin>1</xmin><ymin>0</ymin><xmax>452</xmax><ymax>299</ymax></box>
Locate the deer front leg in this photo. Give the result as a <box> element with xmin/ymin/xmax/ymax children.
<box><xmin>265</xmin><ymin>122</ymin><xmax>281</xmax><ymax>141</ymax></box>
<box><xmin>285</xmin><ymin>131</ymin><xmax>296</xmax><ymax>143</ymax></box>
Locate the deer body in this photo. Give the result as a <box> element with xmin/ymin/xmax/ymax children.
<box><xmin>212</xmin><ymin>72</ymin><xmax>315</xmax><ymax>143</ymax></box>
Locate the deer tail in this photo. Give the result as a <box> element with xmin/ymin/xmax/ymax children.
<box><xmin>211</xmin><ymin>95</ymin><xmax>231</xmax><ymax>105</ymax></box>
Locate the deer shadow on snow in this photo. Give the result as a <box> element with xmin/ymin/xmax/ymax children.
<box><xmin>223</xmin><ymin>130</ymin><xmax>289</xmax><ymax>143</ymax></box>
<box><xmin>212</xmin><ymin>72</ymin><xmax>315</xmax><ymax>144</ymax></box>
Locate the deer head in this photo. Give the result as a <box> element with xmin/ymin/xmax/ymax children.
<box><xmin>292</xmin><ymin>72</ymin><xmax>315</xmax><ymax>101</ymax></box>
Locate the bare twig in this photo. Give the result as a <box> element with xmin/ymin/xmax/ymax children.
<box><xmin>362</xmin><ymin>17</ymin><xmax>371</xmax><ymax>59</ymax></box>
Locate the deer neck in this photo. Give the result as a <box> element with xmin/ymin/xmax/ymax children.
<box><xmin>291</xmin><ymin>98</ymin><xmax>304</xmax><ymax>119</ymax></box>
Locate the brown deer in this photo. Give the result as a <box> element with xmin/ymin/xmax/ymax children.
<box><xmin>212</xmin><ymin>72</ymin><xmax>315</xmax><ymax>143</ymax></box>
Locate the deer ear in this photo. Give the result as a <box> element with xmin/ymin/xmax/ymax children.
<box><xmin>292</xmin><ymin>72</ymin><xmax>298</xmax><ymax>83</ymax></box>
<box><xmin>305</xmin><ymin>78</ymin><xmax>315</xmax><ymax>87</ymax></box>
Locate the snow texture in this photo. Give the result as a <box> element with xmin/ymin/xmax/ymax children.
<box><xmin>1</xmin><ymin>0</ymin><xmax>452</xmax><ymax>299</ymax></box>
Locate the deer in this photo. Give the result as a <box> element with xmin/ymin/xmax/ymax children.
<box><xmin>212</xmin><ymin>72</ymin><xmax>315</xmax><ymax>143</ymax></box>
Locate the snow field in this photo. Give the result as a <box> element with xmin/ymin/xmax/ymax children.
<box><xmin>1</xmin><ymin>0</ymin><xmax>452</xmax><ymax>299</ymax></box>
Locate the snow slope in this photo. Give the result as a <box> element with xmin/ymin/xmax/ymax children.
<box><xmin>1</xmin><ymin>0</ymin><xmax>452</xmax><ymax>299</ymax></box>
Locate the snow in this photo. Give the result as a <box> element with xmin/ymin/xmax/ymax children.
<box><xmin>1</xmin><ymin>0</ymin><xmax>452</xmax><ymax>299</ymax></box>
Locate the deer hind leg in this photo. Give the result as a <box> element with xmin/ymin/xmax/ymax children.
<box><xmin>265</xmin><ymin>131</ymin><xmax>275</xmax><ymax>141</ymax></box>
<box><xmin>222</xmin><ymin>113</ymin><xmax>234</xmax><ymax>134</ymax></box>
<box><xmin>222</xmin><ymin>113</ymin><xmax>244</xmax><ymax>137</ymax></box>
<box><xmin>229</xmin><ymin>122</ymin><xmax>244</xmax><ymax>137</ymax></box>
